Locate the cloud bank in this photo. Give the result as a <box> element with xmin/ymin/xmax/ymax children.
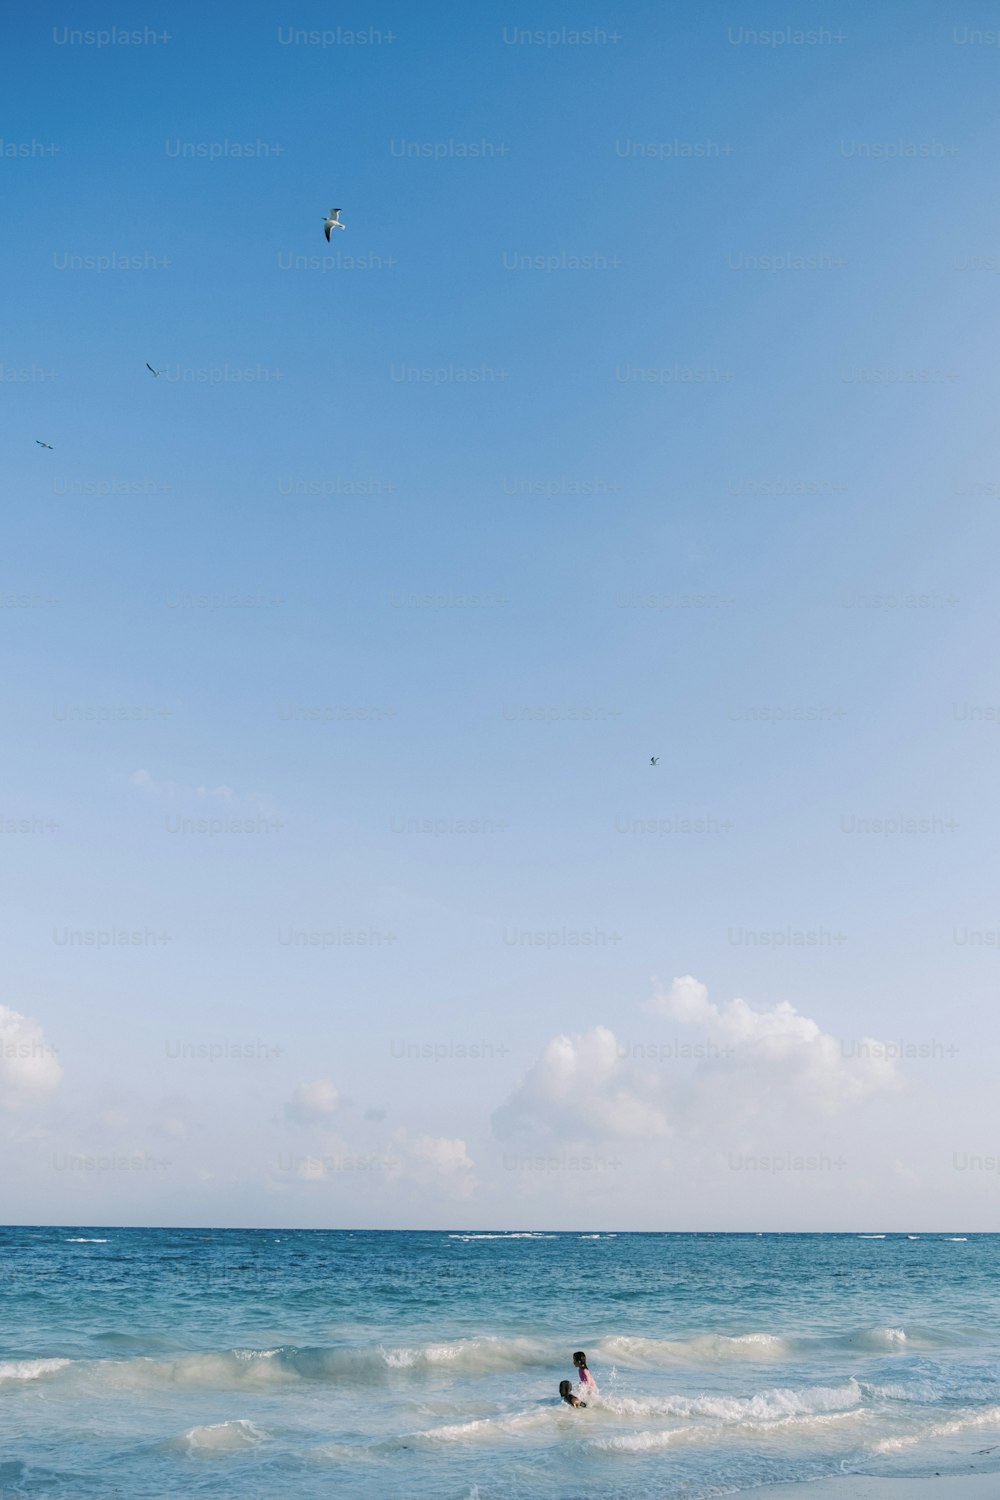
<box><xmin>0</xmin><ymin>1006</ymin><xmax>62</xmax><ymax>1109</ymax></box>
<box><xmin>494</xmin><ymin>977</ymin><xmax>901</xmax><ymax>1146</ymax></box>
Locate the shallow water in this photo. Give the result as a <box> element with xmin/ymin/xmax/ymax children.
<box><xmin>3</xmin><ymin>1228</ymin><xmax>1000</xmax><ymax>1498</ymax></box>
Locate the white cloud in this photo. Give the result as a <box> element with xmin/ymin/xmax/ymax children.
<box><xmin>130</xmin><ymin>770</ymin><xmax>278</xmax><ymax>816</ymax></box>
<box><xmin>130</xmin><ymin>769</ymin><xmax>234</xmax><ymax>800</ymax></box>
<box><xmin>0</xmin><ymin>1006</ymin><xmax>62</xmax><ymax>1109</ymax></box>
<box><xmin>494</xmin><ymin>977</ymin><xmax>901</xmax><ymax>1148</ymax></box>
<box><xmin>651</xmin><ymin>975</ymin><xmax>900</xmax><ymax>1115</ymax></box>
<box><xmin>493</xmin><ymin>1024</ymin><xmax>671</xmax><ymax>1142</ymax></box>
<box><xmin>268</xmin><ymin>1116</ymin><xmax>476</xmax><ymax>1199</ymax></box>
<box><xmin>285</xmin><ymin>1080</ymin><xmax>339</xmax><ymax>1125</ymax></box>
<box><xmin>388</xmin><ymin>1129</ymin><xmax>478</xmax><ymax>1198</ymax></box>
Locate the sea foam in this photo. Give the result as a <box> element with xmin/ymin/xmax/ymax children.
<box><xmin>182</xmin><ymin>1419</ymin><xmax>266</xmax><ymax>1454</ymax></box>
<box><xmin>0</xmin><ymin>1358</ymin><xmax>72</xmax><ymax>1382</ymax></box>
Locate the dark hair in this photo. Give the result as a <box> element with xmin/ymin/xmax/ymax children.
<box><xmin>559</xmin><ymin>1380</ymin><xmax>573</xmax><ymax>1396</ymax></box>
<box><xmin>573</xmin><ymin>1351</ymin><xmax>587</xmax><ymax>1365</ymax></box>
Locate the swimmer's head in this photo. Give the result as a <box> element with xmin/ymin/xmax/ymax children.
<box><xmin>573</xmin><ymin>1351</ymin><xmax>587</xmax><ymax>1368</ymax></box>
<box><xmin>559</xmin><ymin>1380</ymin><xmax>573</xmax><ymax>1397</ymax></box>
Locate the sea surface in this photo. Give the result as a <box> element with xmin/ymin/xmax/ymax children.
<box><xmin>3</xmin><ymin>1228</ymin><xmax>1000</xmax><ymax>1498</ymax></box>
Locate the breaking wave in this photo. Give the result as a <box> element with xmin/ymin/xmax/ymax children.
<box><xmin>3</xmin><ymin>1322</ymin><xmax>977</xmax><ymax>1398</ymax></box>
<box><xmin>0</xmin><ymin>1358</ymin><xmax>72</xmax><ymax>1382</ymax></box>
<box><xmin>180</xmin><ymin>1419</ymin><xmax>267</xmax><ymax>1454</ymax></box>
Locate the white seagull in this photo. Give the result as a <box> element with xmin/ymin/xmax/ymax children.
<box><xmin>35</xmin><ymin>439</ymin><xmax>54</xmax><ymax>450</ymax></box>
<box><xmin>323</xmin><ymin>207</ymin><xmax>345</xmax><ymax>240</ymax></box>
<box><xmin>146</xmin><ymin>363</ymin><xmax>162</xmax><ymax>377</ymax></box>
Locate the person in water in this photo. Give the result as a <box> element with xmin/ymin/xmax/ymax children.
<box><xmin>559</xmin><ymin>1380</ymin><xmax>586</xmax><ymax>1408</ymax></box>
<box><xmin>573</xmin><ymin>1350</ymin><xmax>597</xmax><ymax>1395</ymax></box>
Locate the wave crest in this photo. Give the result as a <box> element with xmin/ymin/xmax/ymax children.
<box><xmin>0</xmin><ymin>1358</ymin><xmax>71</xmax><ymax>1382</ymax></box>
<box><xmin>182</xmin><ymin>1419</ymin><xmax>266</xmax><ymax>1454</ymax></box>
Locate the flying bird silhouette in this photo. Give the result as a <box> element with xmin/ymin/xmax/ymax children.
<box><xmin>323</xmin><ymin>208</ymin><xmax>345</xmax><ymax>240</ymax></box>
<box><xmin>146</xmin><ymin>363</ymin><xmax>162</xmax><ymax>377</ymax></box>
<box><xmin>650</xmin><ymin>757</ymin><xmax>659</xmax><ymax>766</ymax></box>
<box><xmin>35</xmin><ymin>440</ymin><xmax>54</xmax><ymax>450</ymax></box>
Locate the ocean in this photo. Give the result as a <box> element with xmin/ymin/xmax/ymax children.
<box><xmin>3</xmin><ymin>1227</ymin><xmax>1000</xmax><ymax>1498</ymax></box>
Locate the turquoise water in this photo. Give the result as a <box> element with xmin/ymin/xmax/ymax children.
<box><xmin>4</xmin><ymin>1228</ymin><xmax>1000</xmax><ymax>1498</ymax></box>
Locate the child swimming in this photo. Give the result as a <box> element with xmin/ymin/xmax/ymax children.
<box><xmin>559</xmin><ymin>1379</ymin><xmax>586</xmax><ymax>1408</ymax></box>
<box><xmin>573</xmin><ymin>1350</ymin><xmax>597</xmax><ymax>1396</ymax></box>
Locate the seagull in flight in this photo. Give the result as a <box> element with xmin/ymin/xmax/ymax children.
<box><xmin>650</xmin><ymin>756</ymin><xmax>659</xmax><ymax>766</ymax></box>
<box><xmin>146</xmin><ymin>363</ymin><xmax>162</xmax><ymax>377</ymax></box>
<box><xmin>323</xmin><ymin>207</ymin><xmax>345</xmax><ymax>240</ymax></box>
<box><xmin>35</xmin><ymin>439</ymin><xmax>54</xmax><ymax>450</ymax></box>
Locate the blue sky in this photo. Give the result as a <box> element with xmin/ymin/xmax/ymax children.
<box><xmin>3</xmin><ymin>0</ymin><xmax>1000</xmax><ymax>1228</ymax></box>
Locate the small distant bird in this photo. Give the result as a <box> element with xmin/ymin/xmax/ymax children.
<box><xmin>323</xmin><ymin>207</ymin><xmax>345</xmax><ymax>240</ymax></box>
<box><xmin>35</xmin><ymin>440</ymin><xmax>54</xmax><ymax>450</ymax></box>
<box><xmin>650</xmin><ymin>757</ymin><xmax>659</xmax><ymax>766</ymax></box>
<box><xmin>146</xmin><ymin>363</ymin><xmax>162</xmax><ymax>377</ymax></box>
